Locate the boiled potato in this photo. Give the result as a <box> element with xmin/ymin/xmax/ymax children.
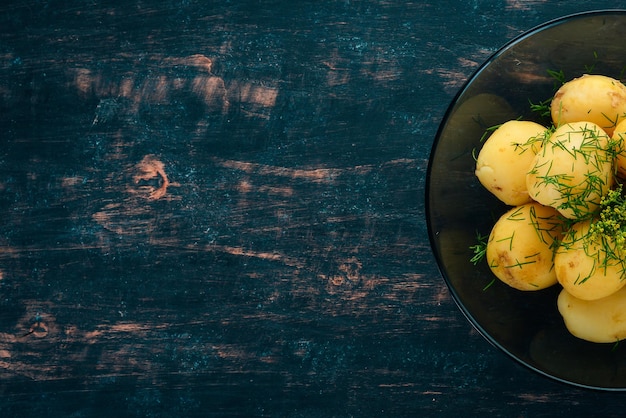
<box><xmin>486</xmin><ymin>202</ymin><xmax>564</xmax><ymax>291</ymax></box>
<box><xmin>555</xmin><ymin>219</ymin><xmax>626</xmax><ymax>301</ymax></box>
<box><xmin>558</xmin><ymin>286</ymin><xmax>626</xmax><ymax>343</ymax></box>
<box><xmin>526</xmin><ymin>121</ymin><xmax>614</xmax><ymax>220</ymax></box>
<box><xmin>475</xmin><ymin>120</ymin><xmax>548</xmax><ymax>206</ymax></box>
<box><xmin>551</xmin><ymin>74</ymin><xmax>626</xmax><ymax>136</ymax></box>
<box><xmin>612</xmin><ymin>118</ymin><xmax>626</xmax><ymax>179</ymax></box>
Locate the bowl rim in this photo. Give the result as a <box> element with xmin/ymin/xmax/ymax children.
<box><xmin>426</xmin><ymin>9</ymin><xmax>626</xmax><ymax>391</ymax></box>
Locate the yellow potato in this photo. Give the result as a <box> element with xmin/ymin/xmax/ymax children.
<box><xmin>555</xmin><ymin>219</ymin><xmax>626</xmax><ymax>301</ymax></box>
<box><xmin>475</xmin><ymin>120</ymin><xmax>548</xmax><ymax>206</ymax></box>
<box><xmin>558</xmin><ymin>286</ymin><xmax>626</xmax><ymax>343</ymax></box>
<box><xmin>551</xmin><ymin>74</ymin><xmax>626</xmax><ymax>136</ymax></box>
<box><xmin>526</xmin><ymin>121</ymin><xmax>614</xmax><ymax>220</ymax></box>
<box><xmin>612</xmin><ymin>118</ymin><xmax>626</xmax><ymax>179</ymax></box>
<box><xmin>486</xmin><ymin>202</ymin><xmax>564</xmax><ymax>291</ymax></box>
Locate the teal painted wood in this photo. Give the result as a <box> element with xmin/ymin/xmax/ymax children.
<box><xmin>0</xmin><ymin>1</ymin><xmax>621</xmax><ymax>417</ymax></box>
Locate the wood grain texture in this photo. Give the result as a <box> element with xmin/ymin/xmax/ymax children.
<box><xmin>0</xmin><ymin>1</ymin><xmax>624</xmax><ymax>417</ymax></box>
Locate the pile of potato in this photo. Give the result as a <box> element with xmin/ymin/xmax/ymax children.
<box><xmin>474</xmin><ymin>74</ymin><xmax>626</xmax><ymax>343</ymax></box>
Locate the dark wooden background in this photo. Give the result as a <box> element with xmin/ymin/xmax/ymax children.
<box><xmin>0</xmin><ymin>1</ymin><xmax>624</xmax><ymax>417</ymax></box>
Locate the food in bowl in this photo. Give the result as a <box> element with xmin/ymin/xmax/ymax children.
<box><xmin>473</xmin><ymin>73</ymin><xmax>626</xmax><ymax>344</ymax></box>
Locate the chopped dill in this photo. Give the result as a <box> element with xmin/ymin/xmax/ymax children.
<box><xmin>528</xmin><ymin>68</ymin><xmax>566</xmax><ymax>118</ymax></box>
<box><xmin>529</xmin><ymin>97</ymin><xmax>552</xmax><ymax>118</ymax></box>
<box><xmin>584</xmin><ymin>51</ymin><xmax>599</xmax><ymax>74</ymax></box>
<box><xmin>469</xmin><ymin>232</ymin><xmax>496</xmax><ymax>292</ymax></box>
<box><xmin>469</xmin><ymin>231</ymin><xmax>488</xmax><ymax>265</ymax></box>
<box><xmin>548</xmin><ymin>68</ymin><xmax>566</xmax><ymax>86</ymax></box>
<box><xmin>479</xmin><ymin>123</ymin><xmax>502</xmax><ymax>143</ymax></box>
<box><xmin>482</xmin><ymin>278</ymin><xmax>496</xmax><ymax>291</ymax></box>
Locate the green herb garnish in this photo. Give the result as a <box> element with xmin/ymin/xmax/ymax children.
<box><xmin>589</xmin><ymin>184</ymin><xmax>626</xmax><ymax>252</ymax></box>
<box><xmin>469</xmin><ymin>232</ymin><xmax>488</xmax><ymax>265</ymax></box>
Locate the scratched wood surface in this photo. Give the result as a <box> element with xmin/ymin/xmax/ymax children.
<box><xmin>0</xmin><ymin>1</ymin><xmax>625</xmax><ymax>417</ymax></box>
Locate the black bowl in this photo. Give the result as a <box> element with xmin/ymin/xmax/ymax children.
<box><xmin>426</xmin><ymin>10</ymin><xmax>626</xmax><ymax>390</ymax></box>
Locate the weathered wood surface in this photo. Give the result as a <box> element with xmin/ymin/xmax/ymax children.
<box><xmin>0</xmin><ymin>1</ymin><xmax>624</xmax><ymax>416</ymax></box>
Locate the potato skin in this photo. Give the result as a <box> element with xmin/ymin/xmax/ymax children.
<box><xmin>475</xmin><ymin>120</ymin><xmax>547</xmax><ymax>206</ymax></box>
<box><xmin>555</xmin><ymin>219</ymin><xmax>626</xmax><ymax>301</ymax></box>
<box><xmin>526</xmin><ymin>121</ymin><xmax>614</xmax><ymax>220</ymax></box>
<box><xmin>612</xmin><ymin>118</ymin><xmax>626</xmax><ymax>179</ymax></box>
<box><xmin>558</xmin><ymin>286</ymin><xmax>626</xmax><ymax>343</ymax></box>
<box><xmin>551</xmin><ymin>74</ymin><xmax>626</xmax><ymax>136</ymax></box>
<box><xmin>486</xmin><ymin>202</ymin><xmax>564</xmax><ymax>291</ymax></box>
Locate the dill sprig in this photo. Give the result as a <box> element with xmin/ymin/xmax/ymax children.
<box><xmin>584</xmin><ymin>51</ymin><xmax>599</xmax><ymax>74</ymax></box>
<box><xmin>529</xmin><ymin>69</ymin><xmax>566</xmax><ymax>118</ymax></box>
<box><xmin>529</xmin><ymin>97</ymin><xmax>552</xmax><ymax>118</ymax></box>
<box><xmin>547</xmin><ymin>68</ymin><xmax>566</xmax><ymax>86</ymax></box>
<box><xmin>468</xmin><ymin>230</ymin><xmax>496</xmax><ymax>291</ymax></box>
<box><xmin>469</xmin><ymin>232</ymin><xmax>488</xmax><ymax>265</ymax></box>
